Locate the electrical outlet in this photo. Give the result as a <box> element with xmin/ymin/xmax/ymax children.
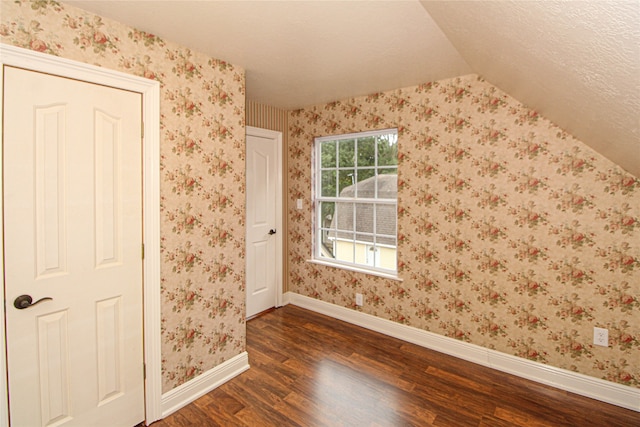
<box><xmin>296</xmin><ymin>199</ymin><xmax>303</xmax><ymax>210</ymax></box>
<box><xmin>355</xmin><ymin>293</ymin><xmax>363</xmax><ymax>307</ymax></box>
<box><xmin>593</xmin><ymin>327</ymin><xmax>608</xmax><ymax>347</ymax></box>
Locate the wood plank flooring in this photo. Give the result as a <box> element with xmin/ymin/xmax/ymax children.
<box><xmin>151</xmin><ymin>305</ymin><xmax>639</xmax><ymax>426</ymax></box>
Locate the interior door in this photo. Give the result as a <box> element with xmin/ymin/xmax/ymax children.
<box><xmin>246</xmin><ymin>129</ymin><xmax>281</xmax><ymax>318</ymax></box>
<box><xmin>3</xmin><ymin>66</ymin><xmax>144</xmax><ymax>426</ymax></box>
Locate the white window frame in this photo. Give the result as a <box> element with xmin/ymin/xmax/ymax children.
<box><xmin>312</xmin><ymin>128</ymin><xmax>398</xmax><ymax>276</ymax></box>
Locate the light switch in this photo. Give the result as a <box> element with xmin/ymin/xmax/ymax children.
<box><xmin>296</xmin><ymin>199</ymin><xmax>303</xmax><ymax>210</ymax></box>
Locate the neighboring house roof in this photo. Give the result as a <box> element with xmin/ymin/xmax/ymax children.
<box><xmin>328</xmin><ymin>174</ymin><xmax>397</xmax><ymax>246</ymax></box>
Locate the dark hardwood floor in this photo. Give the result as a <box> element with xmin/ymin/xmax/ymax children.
<box><xmin>152</xmin><ymin>305</ymin><xmax>639</xmax><ymax>426</ymax></box>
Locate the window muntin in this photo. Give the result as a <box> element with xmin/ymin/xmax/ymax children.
<box><xmin>314</xmin><ymin>129</ymin><xmax>398</xmax><ymax>274</ymax></box>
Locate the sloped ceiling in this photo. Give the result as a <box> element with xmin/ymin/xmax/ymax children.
<box><xmin>64</xmin><ymin>0</ymin><xmax>639</xmax><ymax>176</ymax></box>
<box><xmin>421</xmin><ymin>1</ymin><xmax>640</xmax><ymax>177</ymax></box>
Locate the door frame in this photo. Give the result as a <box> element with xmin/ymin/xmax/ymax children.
<box><xmin>0</xmin><ymin>44</ymin><xmax>162</xmax><ymax>424</ymax></box>
<box><xmin>246</xmin><ymin>126</ymin><xmax>284</xmax><ymax>311</ymax></box>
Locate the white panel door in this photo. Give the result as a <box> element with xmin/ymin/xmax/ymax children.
<box><xmin>246</xmin><ymin>130</ymin><xmax>281</xmax><ymax>318</ymax></box>
<box><xmin>3</xmin><ymin>66</ymin><xmax>144</xmax><ymax>426</ymax></box>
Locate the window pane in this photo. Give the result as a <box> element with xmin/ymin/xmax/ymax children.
<box><xmin>354</xmin><ymin>203</ymin><xmax>374</xmax><ymax>235</ymax></box>
<box><xmin>356</xmin><ymin>169</ymin><xmax>375</xmax><ymax>198</ymax></box>
<box><xmin>319</xmin><ymin>229</ymin><xmax>335</xmax><ymax>259</ymax></box>
<box><xmin>379</xmin><ymin>245</ymin><xmax>397</xmax><ymax>270</ymax></box>
<box><xmin>321</xmin><ymin>141</ymin><xmax>336</xmax><ymax>168</ymax></box>
<box><xmin>338</xmin><ymin>138</ymin><xmax>355</xmax><ymax>167</ymax></box>
<box><xmin>319</xmin><ymin>202</ymin><xmax>336</xmax><ymax>259</ymax></box>
<box><xmin>335</xmin><ymin>240</ymin><xmax>355</xmax><ymax>263</ymax></box>
<box><xmin>376</xmin><ymin>204</ymin><xmax>396</xmax><ymax>246</ymax></box>
<box><xmin>376</xmin><ymin>133</ymin><xmax>398</xmax><ymax>166</ymax></box>
<box><xmin>321</xmin><ymin>170</ymin><xmax>337</xmax><ymax>197</ymax></box>
<box><xmin>356</xmin><ymin>232</ymin><xmax>374</xmax><ymax>244</ymax></box>
<box><xmin>357</xmin><ymin>136</ymin><xmax>375</xmax><ymax>167</ymax></box>
<box><xmin>366</xmin><ymin>245</ymin><xmax>378</xmax><ymax>267</ymax></box>
<box><xmin>334</xmin><ymin>202</ymin><xmax>354</xmax><ymax>234</ymax></box>
<box><xmin>379</xmin><ymin>167</ymin><xmax>397</xmax><ymax>176</ymax></box>
<box><xmin>377</xmin><ymin>171</ymin><xmax>397</xmax><ymax>199</ymax></box>
<box><xmin>338</xmin><ymin>169</ymin><xmax>355</xmax><ymax>195</ymax></box>
<box><xmin>319</xmin><ymin>201</ymin><xmax>335</xmax><ymax>228</ymax></box>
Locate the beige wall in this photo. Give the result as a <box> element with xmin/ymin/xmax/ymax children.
<box><xmin>2</xmin><ymin>1</ymin><xmax>246</xmax><ymax>393</ymax></box>
<box><xmin>287</xmin><ymin>75</ymin><xmax>640</xmax><ymax>387</ymax></box>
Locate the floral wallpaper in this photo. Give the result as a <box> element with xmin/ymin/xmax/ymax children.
<box><xmin>3</xmin><ymin>0</ymin><xmax>639</xmax><ymax>396</ymax></box>
<box><xmin>1</xmin><ymin>1</ymin><xmax>246</xmax><ymax>393</ymax></box>
<box><xmin>287</xmin><ymin>75</ymin><xmax>640</xmax><ymax>387</ymax></box>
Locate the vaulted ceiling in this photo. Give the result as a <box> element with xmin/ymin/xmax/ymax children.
<box><xmin>65</xmin><ymin>1</ymin><xmax>639</xmax><ymax>177</ymax></box>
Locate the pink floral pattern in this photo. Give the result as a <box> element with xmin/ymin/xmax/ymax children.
<box><xmin>2</xmin><ymin>1</ymin><xmax>246</xmax><ymax>392</ymax></box>
<box><xmin>3</xmin><ymin>0</ymin><xmax>639</xmax><ymax>392</ymax></box>
<box><xmin>287</xmin><ymin>76</ymin><xmax>639</xmax><ymax>387</ymax></box>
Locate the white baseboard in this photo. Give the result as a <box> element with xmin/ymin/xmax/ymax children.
<box><xmin>284</xmin><ymin>292</ymin><xmax>639</xmax><ymax>412</ymax></box>
<box><xmin>161</xmin><ymin>351</ymin><xmax>250</xmax><ymax>418</ymax></box>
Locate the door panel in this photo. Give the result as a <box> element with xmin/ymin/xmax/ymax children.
<box><xmin>37</xmin><ymin>310</ymin><xmax>72</xmax><ymax>425</ymax></box>
<box><xmin>95</xmin><ymin>109</ymin><xmax>122</xmax><ymax>268</ymax></box>
<box><xmin>35</xmin><ymin>104</ymin><xmax>67</xmax><ymax>278</ymax></box>
<box><xmin>95</xmin><ymin>296</ymin><xmax>124</xmax><ymax>404</ymax></box>
<box><xmin>3</xmin><ymin>66</ymin><xmax>144</xmax><ymax>426</ymax></box>
<box><xmin>246</xmin><ymin>132</ymin><xmax>279</xmax><ymax>318</ymax></box>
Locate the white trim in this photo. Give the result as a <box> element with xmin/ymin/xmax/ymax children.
<box><xmin>284</xmin><ymin>292</ymin><xmax>640</xmax><ymax>412</ymax></box>
<box><xmin>314</xmin><ymin>127</ymin><xmax>398</xmax><ymax>144</ymax></box>
<box><xmin>313</xmin><ymin>128</ymin><xmax>399</xmax><ymax>277</ymax></box>
<box><xmin>0</xmin><ymin>44</ymin><xmax>162</xmax><ymax>424</ymax></box>
<box><xmin>161</xmin><ymin>352</ymin><xmax>250</xmax><ymax>418</ymax></box>
<box><xmin>246</xmin><ymin>126</ymin><xmax>284</xmax><ymax>309</ymax></box>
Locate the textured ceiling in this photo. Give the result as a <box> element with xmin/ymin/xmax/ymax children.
<box><xmin>64</xmin><ymin>0</ymin><xmax>639</xmax><ymax>176</ymax></box>
<box><xmin>421</xmin><ymin>1</ymin><xmax>640</xmax><ymax>177</ymax></box>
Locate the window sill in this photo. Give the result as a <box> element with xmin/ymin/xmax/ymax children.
<box><xmin>307</xmin><ymin>259</ymin><xmax>403</xmax><ymax>282</ymax></box>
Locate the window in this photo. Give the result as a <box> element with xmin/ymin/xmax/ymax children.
<box><xmin>314</xmin><ymin>129</ymin><xmax>398</xmax><ymax>275</ymax></box>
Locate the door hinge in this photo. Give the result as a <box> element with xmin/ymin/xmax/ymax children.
<box><xmin>142</xmin><ymin>243</ymin><xmax>145</xmax><ymax>260</ymax></box>
<box><xmin>141</xmin><ymin>122</ymin><xmax>144</xmax><ymax>139</ymax></box>
<box><xmin>143</xmin><ymin>363</ymin><xmax>146</xmax><ymax>380</ymax></box>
